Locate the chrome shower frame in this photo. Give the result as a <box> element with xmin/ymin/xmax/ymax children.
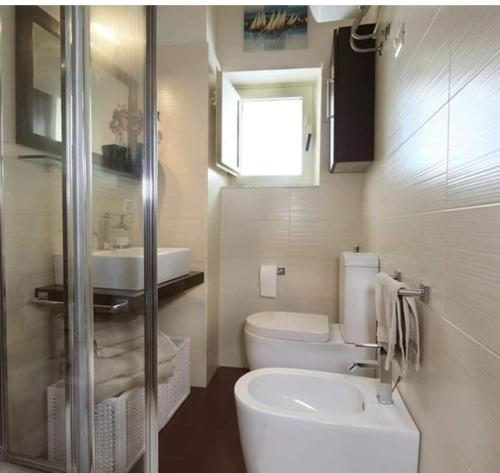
<box><xmin>0</xmin><ymin>5</ymin><xmax>159</xmax><ymax>473</ymax></box>
<box><xmin>0</xmin><ymin>15</ymin><xmax>7</xmax><ymax>463</ymax></box>
<box><xmin>143</xmin><ymin>6</ymin><xmax>159</xmax><ymax>473</ymax></box>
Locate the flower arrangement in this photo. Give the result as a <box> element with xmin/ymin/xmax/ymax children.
<box><xmin>109</xmin><ymin>105</ymin><xmax>163</xmax><ymax>145</ymax></box>
<box><xmin>109</xmin><ymin>105</ymin><xmax>129</xmax><ymax>145</ymax></box>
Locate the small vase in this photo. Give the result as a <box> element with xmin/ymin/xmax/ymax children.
<box><xmin>101</xmin><ymin>144</ymin><xmax>129</xmax><ymax>172</ymax></box>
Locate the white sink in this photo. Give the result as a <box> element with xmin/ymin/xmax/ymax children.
<box><xmin>54</xmin><ymin>247</ymin><xmax>191</xmax><ymax>290</ymax></box>
<box><xmin>235</xmin><ymin>367</ymin><xmax>420</xmax><ymax>473</ymax></box>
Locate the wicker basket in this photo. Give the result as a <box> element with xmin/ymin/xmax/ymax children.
<box><xmin>48</xmin><ymin>337</ymin><xmax>191</xmax><ymax>472</ymax></box>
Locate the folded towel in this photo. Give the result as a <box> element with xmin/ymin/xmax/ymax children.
<box><xmin>96</xmin><ymin>332</ymin><xmax>177</xmax><ymax>359</ymax></box>
<box><xmin>375</xmin><ymin>272</ymin><xmax>421</xmax><ymax>373</ymax></box>
<box><xmin>94</xmin><ymin>316</ymin><xmax>145</xmax><ymax>349</ymax></box>
<box><xmin>94</xmin><ymin>360</ymin><xmax>175</xmax><ymax>403</ymax></box>
<box><xmin>94</xmin><ymin>333</ymin><xmax>178</xmax><ymax>384</ymax></box>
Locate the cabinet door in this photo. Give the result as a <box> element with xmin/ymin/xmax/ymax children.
<box><xmin>216</xmin><ymin>71</ymin><xmax>240</xmax><ymax>175</ymax></box>
<box><xmin>330</xmin><ymin>25</ymin><xmax>375</xmax><ymax>173</ymax></box>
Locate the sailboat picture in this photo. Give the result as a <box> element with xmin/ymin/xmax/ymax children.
<box><xmin>244</xmin><ymin>6</ymin><xmax>308</xmax><ymax>52</ymax></box>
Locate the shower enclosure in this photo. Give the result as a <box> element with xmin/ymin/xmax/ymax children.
<box><xmin>0</xmin><ymin>5</ymin><xmax>159</xmax><ymax>473</ymax></box>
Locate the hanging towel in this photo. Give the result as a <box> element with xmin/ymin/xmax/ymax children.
<box><xmin>260</xmin><ymin>265</ymin><xmax>277</xmax><ymax>298</ymax></box>
<box><xmin>375</xmin><ymin>272</ymin><xmax>405</xmax><ymax>369</ymax></box>
<box><xmin>375</xmin><ymin>272</ymin><xmax>421</xmax><ymax>373</ymax></box>
<box><xmin>402</xmin><ymin>297</ymin><xmax>421</xmax><ymax>374</ymax></box>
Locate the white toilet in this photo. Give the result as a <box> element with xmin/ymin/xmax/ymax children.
<box><xmin>245</xmin><ymin>252</ymin><xmax>379</xmax><ymax>373</ymax></box>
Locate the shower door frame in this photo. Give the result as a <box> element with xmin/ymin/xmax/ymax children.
<box><xmin>0</xmin><ymin>5</ymin><xmax>159</xmax><ymax>473</ymax></box>
<box><xmin>0</xmin><ymin>12</ymin><xmax>7</xmax><ymax>463</ymax></box>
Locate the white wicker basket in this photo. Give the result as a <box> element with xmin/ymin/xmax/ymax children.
<box><xmin>48</xmin><ymin>337</ymin><xmax>191</xmax><ymax>472</ymax></box>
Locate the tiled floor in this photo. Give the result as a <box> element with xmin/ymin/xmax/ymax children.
<box><xmin>158</xmin><ymin>367</ymin><xmax>248</xmax><ymax>473</ymax></box>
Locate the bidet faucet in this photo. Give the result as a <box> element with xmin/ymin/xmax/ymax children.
<box><xmin>348</xmin><ymin>343</ymin><xmax>395</xmax><ymax>405</ymax></box>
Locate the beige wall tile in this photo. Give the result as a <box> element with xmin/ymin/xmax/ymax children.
<box><xmin>219</xmin><ymin>173</ymin><xmax>365</xmax><ymax>366</ymax></box>
<box><xmin>448</xmin><ymin>53</ymin><xmax>500</xmax><ymax>208</ymax></box>
<box><xmin>365</xmin><ymin>6</ymin><xmax>500</xmax><ymax>473</ymax></box>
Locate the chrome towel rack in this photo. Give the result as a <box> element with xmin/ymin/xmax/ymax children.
<box><xmin>32</xmin><ymin>296</ymin><xmax>129</xmax><ymax>315</ymax></box>
<box><xmin>390</xmin><ymin>270</ymin><xmax>430</xmax><ymax>303</ymax></box>
<box><xmin>397</xmin><ymin>285</ymin><xmax>430</xmax><ymax>304</ymax></box>
<box><xmin>350</xmin><ymin>5</ymin><xmax>390</xmax><ymax>55</ymax></box>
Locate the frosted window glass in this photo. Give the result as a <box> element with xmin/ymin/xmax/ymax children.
<box><xmin>240</xmin><ymin>98</ymin><xmax>303</xmax><ymax>176</ymax></box>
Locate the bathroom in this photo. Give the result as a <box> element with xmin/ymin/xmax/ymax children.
<box><xmin>0</xmin><ymin>3</ymin><xmax>499</xmax><ymax>473</ymax></box>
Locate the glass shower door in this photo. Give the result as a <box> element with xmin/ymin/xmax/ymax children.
<box><xmin>0</xmin><ymin>5</ymin><xmax>158</xmax><ymax>473</ymax></box>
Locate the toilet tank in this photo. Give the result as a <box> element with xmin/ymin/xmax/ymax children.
<box><xmin>339</xmin><ymin>252</ymin><xmax>379</xmax><ymax>344</ymax></box>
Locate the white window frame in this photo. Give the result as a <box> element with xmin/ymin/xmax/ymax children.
<box><xmin>235</xmin><ymin>83</ymin><xmax>317</xmax><ymax>187</ymax></box>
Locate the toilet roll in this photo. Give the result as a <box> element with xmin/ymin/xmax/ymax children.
<box><xmin>260</xmin><ymin>265</ymin><xmax>277</xmax><ymax>298</ymax></box>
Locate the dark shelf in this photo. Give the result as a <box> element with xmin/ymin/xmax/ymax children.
<box><xmin>34</xmin><ymin>271</ymin><xmax>204</xmax><ymax>315</ymax></box>
<box><xmin>17</xmin><ymin>152</ymin><xmax>141</xmax><ymax>181</ymax></box>
<box><xmin>18</xmin><ymin>154</ymin><xmax>61</xmax><ymax>166</ymax></box>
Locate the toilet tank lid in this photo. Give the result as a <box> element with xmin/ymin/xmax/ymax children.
<box><xmin>341</xmin><ymin>252</ymin><xmax>379</xmax><ymax>268</ymax></box>
<box><xmin>246</xmin><ymin>312</ymin><xmax>330</xmax><ymax>342</ymax></box>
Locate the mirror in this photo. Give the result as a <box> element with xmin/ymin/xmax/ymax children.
<box><xmin>16</xmin><ymin>6</ymin><xmax>141</xmax><ymax>177</ymax></box>
<box><xmin>32</xmin><ymin>22</ymin><xmax>62</xmax><ymax>142</ymax></box>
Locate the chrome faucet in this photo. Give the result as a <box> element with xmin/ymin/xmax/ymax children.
<box><xmin>348</xmin><ymin>343</ymin><xmax>396</xmax><ymax>405</ymax></box>
<box><xmin>96</xmin><ymin>211</ymin><xmax>131</xmax><ymax>250</ymax></box>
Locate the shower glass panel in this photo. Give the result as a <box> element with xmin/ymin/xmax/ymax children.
<box><xmin>0</xmin><ymin>5</ymin><xmax>157</xmax><ymax>472</ymax></box>
<box><xmin>2</xmin><ymin>5</ymin><xmax>65</xmax><ymax>465</ymax></box>
<box><xmin>89</xmin><ymin>5</ymin><xmax>147</xmax><ymax>473</ymax></box>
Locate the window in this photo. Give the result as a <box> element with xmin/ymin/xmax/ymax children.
<box><xmin>216</xmin><ymin>68</ymin><xmax>321</xmax><ymax>187</ymax></box>
<box><xmin>239</xmin><ymin>98</ymin><xmax>303</xmax><ymax>176</ymax></box>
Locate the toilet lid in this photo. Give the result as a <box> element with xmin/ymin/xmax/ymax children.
<box><xmin>246</xmin><ymin>312</ymin><xmax>330</xmax><ymax>342</ymax></box>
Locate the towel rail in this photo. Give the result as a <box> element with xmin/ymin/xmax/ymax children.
<box><xmin>397</xmin><ymin>285</ymin><xmax>430</xmax><ymax>304</ymax></box>
<box><xmin>350</xmin><ymin>5</ymin><xmax>390</xmax><ymax>55</ymax></box>
<box><xmin>32</xmin><ymin>296</ymin><xmax>129</xmax><ymax>314</ymax></box>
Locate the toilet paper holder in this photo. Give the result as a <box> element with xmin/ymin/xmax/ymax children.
<box><xmin>277</xmin><ymin>267</ymin><xmax>286</xmax><ymax>276</ymax></box>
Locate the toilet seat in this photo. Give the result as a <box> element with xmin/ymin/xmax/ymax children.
<box><xmin>245</xmin><ymin>312</ymin><xmax>330</xmax><ymax>343</ymax></box>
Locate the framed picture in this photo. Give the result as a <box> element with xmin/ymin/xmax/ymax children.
<box><xmin>244</xmin><ymin>6</ymin><xmax>308</xmax><ymax>52</ymax></box>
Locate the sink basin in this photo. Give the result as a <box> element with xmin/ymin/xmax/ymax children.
<box><xmin>54</xmin><ymin>247</ymin><xmax>191</xmax><ymax>290</ymax></box>
<box><xmin>247</xmin><ymin>371</ymin><xmax>365</xmax><ymax>418</ymax></box>
<box><xmin>235</xmin><ymin>367</ymin><xmax>420</xmax><ymax>473</ymax></box>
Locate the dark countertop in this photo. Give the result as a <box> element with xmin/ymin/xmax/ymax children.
<box><xmin>34</xmin><ymin>271</ymin><xmax>204</xmax><ymax>315</ymax></box>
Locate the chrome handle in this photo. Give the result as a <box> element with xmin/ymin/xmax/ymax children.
<box><xmin>32</xmin><ymin>297</ymin><xmax>129</xmax><ymax>314</ymax></box>
<box><xmin>32</xmin><ymin>297</ymin><xmax>63</xmax><ymax>307</ymax></box>
<box><xmin>348</xmin><ymin>360</ymin><xmax>378</xmax><ymax>371</ymax></box>
<box><xmin>355</xmin><ymin>342</ymin><xmax>380</xmax><ymax>349</ymax></box>
<box><xmin>326</xmin><ymin>78</ymin><xmax>334</xmax><ymax>119</ymax></box>
<box><xmin>93</xmin><ymin>299</ymin><xmax>129</xmax><ymax>314</ymax></box>
<box><xmin>355</xmin><ymin>342</ymin><xmax>388</xmax><ymax>352</ymax></box>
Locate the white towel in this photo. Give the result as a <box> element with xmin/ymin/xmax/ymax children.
<box><xmin>402</xmin><ymin>297</ymin><xmax>421</xmax><ymax>374</ymax></box>
<box><xmin>94</xmin><ymin>332</ymin><xmax>178</xmax><ymax>384</ymax></box>
<box><xmin>375</xmin><ymin>272</ymin><xmax>420</xmax><ymax>372</ymax></box>
<box><xmin>95</xmin><ymin>360</ymin><xmax>175</xmax><ymax>403</ymax></box>
<box><xmin>260</xmin><ymin>265</ymin><xmax>277</xmax><ymax>298</ymax></box>
<box><xmin>94</xmin><ymin>316</ymin><xmax>145</xmax><ymax>349</ymax></box>
<box><xmin>96</xmin><ymin>332</ymin><xmax>178</xmax><ymax>359</ymax></box>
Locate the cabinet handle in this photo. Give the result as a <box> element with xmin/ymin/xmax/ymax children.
<box><xmin>326</xmin><ymin>78</ymin><xmax>334</xmax><ymax>119</ymax></box>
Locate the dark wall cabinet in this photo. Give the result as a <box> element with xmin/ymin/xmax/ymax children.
<box><xmin>329</xmin><ymin>25</ymin><xmax>375</xmax><ymax>173</ymax></box>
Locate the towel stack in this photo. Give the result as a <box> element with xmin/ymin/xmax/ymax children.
<box><xmin>375</xmin><ymin>272</ymin><xmax>421</xmax><ymax>375</ymax></box>
<box><xmin>94</xmin><ymin>316</ymin><xmax>178</xmax><ymax>402</ymax></box>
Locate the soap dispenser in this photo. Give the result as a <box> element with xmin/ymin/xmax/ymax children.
<box><xmin>113</xmin><ymin>214</ymin><xmax>131</xmax><ymax>249</ymax></box>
